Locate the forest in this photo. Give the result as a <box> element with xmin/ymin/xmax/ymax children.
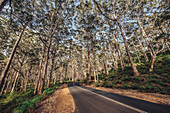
<box><xmin>0</xmin><ymin>0</ymin><xmax>169</xmax><ymax>112</ymax></box>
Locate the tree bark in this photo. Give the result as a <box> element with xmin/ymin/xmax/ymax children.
<box><xmin>11</xmin><ymin>72</ymin><xmax>19</xmax><ymax>93</ymax></box>
<box><xmin>102</xmin><ymin>32</ymin><xmax>108</xmax><ymax>75</ymax></box>
<box><xmin>91</xmin><ymin>38</ymin><xmax>97</xmax><ymax>82</ymax></box>
<box><xmin>87</xmin><ymin>39</ymin><xmax>91</xmax><ymax>80</ymax></box>
<box><xmin>47</xmin><ymin>58</ymin><xmax>55</xmax><ymax>88</ymax></box>
<box><xmin>64</xmin><ymin>63</ymin><xmax>68</xmax><ymax>81</ymax></box>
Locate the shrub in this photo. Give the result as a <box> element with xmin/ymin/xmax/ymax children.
<box><xmin>122</xmin><ymin>84</ymin><xmax>129</xmax><ymax>89</ymax></box>
<box><xmin>100</xmin><ymin>83</ymin><xmax>105</xmax><ymax>87</ymax></box>
<box><xmin>13</xmin><ymin>100</ymin><xmax>34</xmax><ymax>113</ymax></box>
<box><xmin>105</xmin><ymin>82</ymin><xmax>114</xmax><ymax>88</ymax></box>
<box><xmin>93</xmin><ymin>82</ymin><xmax>100</xmax><ymax>87</ymax></box>
<box><xmin>43</xmin><ymin>88</ymin><xmax>54</xmax><ymax>94</ymax></box>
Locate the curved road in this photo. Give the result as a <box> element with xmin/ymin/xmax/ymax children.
<box><xmin>69</xmin><ymin>85</ymin><xmax>170</xmax><ymax>113</ymax></box>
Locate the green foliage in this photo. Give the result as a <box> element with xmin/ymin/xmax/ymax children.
<box><xmin>100</xmin><ymin>83</ymin><xmax>104</xmax><ymax>87</ymax></box>
<box><xmin>122</xmin><ymin>84</ymin><xmax>129</xmax><ymax>89</ymax></box>
<box><xmin>43</xmin><ymin>88</ymin><xmax>54</xmax><ymax>94</ymax></box>
<box><xmin>16</xmin><ymin>97</ymin><xmax>25</xmax><ymax>102</ymax></box>
<box><xmin>93</xmin><ymin>82</ymin><xmax>100</xmax><ymax>87</ymax></box>
<box><xmin>13</xmin><ymin>96</ymin><xmax>41</xmax><ymax>113</ymax></box>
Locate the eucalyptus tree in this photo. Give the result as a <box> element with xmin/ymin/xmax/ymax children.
<box><xmin>131</xmin><ymin>0</ymin><xmax>169</xmax><ymax>72</ymax></box>
<box><xmin>93</xmin><ymin>0</ymin><xmax>140</xmax><ymax>76</ymax></box>
<box><xmin>0</xmin><ymin>0</ymin><xmax>34</xmax><ymax>92</ymax></box>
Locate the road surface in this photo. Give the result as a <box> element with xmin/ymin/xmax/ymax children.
<box><xmin>69</xmin><ymin>85</ymin><xmax>170</xmax><ymax>113</ymax></box>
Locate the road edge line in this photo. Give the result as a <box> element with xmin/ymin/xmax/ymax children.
<box><xmin>76</xmin><ymin>85</ymin><xmax>147</xmax><ymax>113</ymax></box>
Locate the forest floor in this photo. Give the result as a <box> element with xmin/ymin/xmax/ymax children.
<box><xmin>35</xmin><ymin>84</ymin><xmax>75</xmax><ymax>113</ymax></box>
<box><xmin>84</xmin><ymin>84</ymin><xmax>170</xmax><ymax>106</ymax></box>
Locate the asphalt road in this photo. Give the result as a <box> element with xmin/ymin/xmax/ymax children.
<box><xmin>69</xmin><ymin>85</ymin><xmax>170</xmax><ymax>113</ymax></box>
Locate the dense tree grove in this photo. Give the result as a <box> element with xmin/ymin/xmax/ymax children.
<box><xmin>0</xmin><ymin>0</ymin><xmax>169</xmax><ymax>96</ymax></box>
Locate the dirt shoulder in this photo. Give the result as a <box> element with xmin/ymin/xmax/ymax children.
<box><xmin>36</xmin><ymin>85</ymin><xmax>75</xmax><ymax>113</ymax></box>
<box><xmin>84</xmin><ymin>84</ymin><xmax>170</xmax><ymax>106</ymax></box>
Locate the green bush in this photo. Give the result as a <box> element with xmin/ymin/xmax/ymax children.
<box><xmin>104</xmin><ymin>82</ymin><xmax>114</xmax><ymax>88</ymax></box>
<box><xmin>43</xmin><ymin>88</ymin><xmax>54</xmax><ymax>94</ymax></box>
<box><xmin>16</xmin><ymin>97</ymin><xmax>25</xmax><ymax>102</ymax></box>
<box><xmin>93</xmin><ymin>82</ymin><xmax>100</xmax><ymax>87</ymax></box>
<box><xmin>100</xmin><ymin>83</ymin><xmax>105</xmax><ymax>87</ymax></box>
<box><xmin>122</xmin><ymin>84</ymin><xmax>129</xmax><ymax>89</ymax></box>
<box><xmin>13</xmin><ymin>100</ymin><xmax>34</xmax><ymax>113</ymax></box>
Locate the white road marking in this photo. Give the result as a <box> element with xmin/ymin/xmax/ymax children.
<box><xmin>76</xmin><ymin>86</ymin><xmax>147</xmax><ymax>113</ymax></box>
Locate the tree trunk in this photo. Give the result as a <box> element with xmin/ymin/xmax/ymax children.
<box><xmin>47</xmin><ymin>58</ymin><xmax>54</xmax><ymax>88</ymax></box>
<box><xmin>24</xmin><ymin>66</ymin><xmax>31</xmax><ymax>93</ymax></box>
<box><xmin>87</xmin><ymin>39</ymin><xmax>91</xmax><ymax>80</ymax></box>
<box><xmin>39</xmin><ymin>37</ymin><xmax>52</xmax><ymax>94</ymax></box>
<box><xmin>11</xmin><ymin>72</ymin><xmax>19</xmax><ymax>93</ymax></box>
<box><xmin>0</xmin><ymin>73</ymin><xmax>9</xmax><ymax>96</ymax></box>
<box><xmin>5</xmin><ymin>71</ymin><xmax>13</xmax><ymax>94</ymax></box>
<box><xmin>34</xmin><ymin>54</ymin><xmax>43</xmax><ymax>94</ymax></box>
<box><xmin>132</xmin><ymin>40</ymin><xmax>141</xmax><ymax>64</ymax></box>
<box><xmin>113</xmin><ymin>33</ymin><xmax>125</xmax><ymax>71</ymax></box>
<box><xmin>91</xmin><ymin>38</ymin><xmax>97</xmax><ymax>82</ymax></box>
<box><xmin>149</xmin><ymin>55</ymin><xmax>156</xmax><ymax>73</ymax></box>
<box><xmin>0</xmin><ymin>24</ymin><xmax>27</xmax><ymax>91</ymax></box>
<box><xmin>102</xmin><ymin>32</ymin><xmax>108</xmax><ymax>75</ymax></box>
<box><xmin>116</xmin><ymin>19</ymin><xmax>140</xmax><ymax>76</ymax></box>
<box><xmin>137</xmin><ymin>16</ymin><xmax>155</xmax><ymax>56</ymax></box>
<box><xmin>109</xmin><ymin>41</ymin><xmax>118</xmax><ymax>69</ymax></box>
<box><xmin>64</xmin><ymin>63</ymin><xmax>68</xmax><ymax>81</ymax></box>
<box><xmin>137</xmin><ymin>37</ymin><xmax>149</xmax><ymax>62</ymax></box>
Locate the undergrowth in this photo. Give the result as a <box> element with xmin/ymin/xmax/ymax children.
<box><xmin>86</xmin><ymin>53</ymin><xmax>170</xmax><ymax>95</ymax></box>
<box><xmin>0</xmin><ymin>82</ymin><xmax>63</xmax><ymax>113</ymax></box>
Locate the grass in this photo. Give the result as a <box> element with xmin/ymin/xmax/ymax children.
<box><xmin>0</xmin><ymin>82</ymin><xmax>63</xmax><ymax>113</ymax></box>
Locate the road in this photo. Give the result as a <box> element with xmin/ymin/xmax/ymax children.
<box><xmin>69</xmin><ymin>85</ymin><xmax>170</xmax><ymax>113</ymax></box>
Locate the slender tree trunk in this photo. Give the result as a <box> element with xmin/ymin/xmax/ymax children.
<box><xmin>0</xmin><ymin>73</ymin><xmax>9</xmax><ymax>96</ymax></box>
<box><xmin>149</xmin><ymin>55</ymin><xmax>156</xmax><ymax>72</ymax></box>
<box><xmin>34</xmin><ymin>54</ymin><xmax>43</xmax><ymax>94</ymax></box>
<box><xmin>87</xmin><ymin>39</ymin><xmax>91</xmax><ymax>80</ymax></box>
<box><xmin>5</xmin><ymin>71</ymin><xmax>13</xmax><ymax>94</ymax></box>
<box><xmin>132</xmin><ymin>40</ymin><xmax>141</xmax><ymax>64</ymax></box>
<box><xmin>102</xmin><ymin>32</ymin><xmax>108</xmax><ymax>75</ymax></box>
<box><xmin>137</xmin><ymin>38</ymin><xmax>149</xmax><ymax>62</ymax></box>
<box><xmin>109</xmin><ymin>41</ymin><xmax>118</xmax><ymax>69</ymax></box>
<box><xmin>91</xmin><ymin>38</ymin><xmax>97</xmax><ymax>82</ymax></box>
<box><xmin>96</xmin><ymin>71</ymin><xmax>99</xmax><ymax>81</ymax></box>
<box><xmin>39</xmin><ymin>37</ymin><xmax>52</xmax><ymax>94</ymax></box>
<box><xmin>11</xmin><ymin>72</ymin><xmax>19</xmax><ymax>93</ymax></box>
<box><xmin>47</xmin><ymin>58</ymin><xmax>54</xmax><ymax>88</ymax></box>
<box><xmin>137</xmin><ymin>16</ymin><xmax>155</xmax><ymax>56</ymax></box>
<box><xmin>116</xmin><ymin>19</ymin><xmax>140</xmax><ymax>76</ymax></box>
<box><xmin>0</xmin><ymin>24</ymin><xmax>27</xmax><ymax>91</ymax></box>
<box><xmin>64</xmin><ymin>63</ymin><xmax>68</xmax><ymax>81</ymax></box>
<box><xmin>74</xmin><ymin>65</ymin><xmax>76</xmax><ymax>81</ymax></box>
<box><xmin>113</xmin><ymin>33</ymin><xmax>124</xmax><ymax>71</ymax></box>
<box><xmin>24</xmin><ymin>66</ymin><xmax>32</xmax><ymax>93</ymax></box>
